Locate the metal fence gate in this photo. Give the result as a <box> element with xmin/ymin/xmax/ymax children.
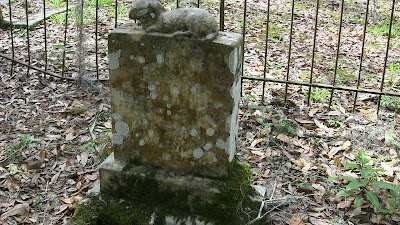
<box><xmin>0</xmin><ymin>0</ymin><xmax>399</xmax><ymax>112</ymax></box>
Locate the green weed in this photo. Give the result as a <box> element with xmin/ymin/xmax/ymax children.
<box><xmin>381</xmin><ymin>96</ymin><xmax>400</xmax><ymax>112</ymax></box>
<box><xmin>331</xmin><ymin>151</ymin><xmax>400</xmax><ymax>214</ymax></box>
<box><xmin>303</xmin><ymin>89</ymin><xmax>330</xmax><ymax>102</ymax></box>
<box><xmin>274</xmin><ymin>119</ymin><xmax>297</xmax><ymax>137</ymax></box>
<box><xmin>17</xmin><ymin>134</ymin><xmax>41</xmax><ymax>150</ymax></box>
<box><xmin>327</xmin><ymin>119</ymin><xmax>344</xmax><ymax>128</ymax></box>
<box><xmin>384</xmin><ymin>131</ymin><xmax>400</xmax><ymax>149</ymax></box>
<box><xmin>3</xmin><ymin>134</ymin><xmax>41</xmax><ymax>164</ymax></box>
<box><xmin>47</xmin><ymin>0</ymin><xmax>65</xmax><ymax>8</ymax></box>
<box><xmin>255</xmin><ymin>117</ymin><xmax>271</xmax><ymax>131</ymax></box>
<box><xmin>49</xmin><ymin>12</ymin><xmax>67</xmax><ymax>24</ymax></box>
<box><xmin>367</xmin><ymin>18</ymin><xmax>400</xmax><ymax>37</ymax></box>
<box><xmin>294</xmin><ymin>2</ymin><xmax>307</xmax><ymax>10</ymax></box>
<box><xmin>267</xmin><ymin>24</ymin><xmax>284</xmax><ymax>42</ymax></box>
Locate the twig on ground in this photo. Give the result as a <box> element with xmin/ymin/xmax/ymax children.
<box><xmin>247</xmin><ymin>194</ymin><xmax>313</xmax><ymax>225</ymax></box>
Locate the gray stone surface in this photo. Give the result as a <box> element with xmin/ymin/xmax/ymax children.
<box><xmin>100</xmin><ymin>152</ymin><xmax>221</xmax><ymax>201</ymax></box>
<box><xmin>107</xmin><ymin>24</ymin><xmax>242</xmax><ymax>178</ymax></box>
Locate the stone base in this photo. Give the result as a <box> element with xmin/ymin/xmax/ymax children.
<box><xmin>67</xmin><ymin>153</ymin><xmax>268</xmax><ymax>225</ymax></box>
<box><xmin>99</xmin><ymin>153</ymin><xmax>222</xmax><ymax>204</ymax></box>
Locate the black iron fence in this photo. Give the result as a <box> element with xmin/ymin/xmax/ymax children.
<box><xmin>0</xmin><ymin>0</ymin><xmax>399</xmax><ymax>112</ymax></box>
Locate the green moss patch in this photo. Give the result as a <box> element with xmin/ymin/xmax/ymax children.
<box><xmin>70</xmin><ymin>160</ymin><xmax>268</xmax><ymax>225</ymax></box>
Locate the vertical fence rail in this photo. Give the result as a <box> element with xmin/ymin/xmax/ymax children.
<box><xmin>24</xmin><ymin>0</ymin><xmax>31</xmax><ymax>77</ymax></box>
<box><xmin>261</xmin><ymin>0</ymin><xmax>271</xmax><ymax>102</ymax></box>
<box><xmin>43</xmin><ymin>0</ymin><xmax>48</xmax><ymax>72</ymax></box>
<box><xmin>115</xmin><ymin>0</ymin><xmax>118</xmax><ymax>28</ymax></box>
<box><xmin>377</xmin><ymin>0</ymin><xmax>396</xmax><ymax>114</ymax></box>
<box><xmin>95</xmin><ymin>0</ymin><xmax>100</xmax><ymax>80</ymax></box>
<box><xmin>284</xmin><ymin>0</ymin><xmax>295</xmax><ymax>103</ymax></box>
<box><xmin>328</xmin><ymin>0</ymin><xmax>345</xmax><ymax>108</ymax></box>
<box><xmin>7</xmin><ymin>0</ymin><xmax>15</xmax><ymax>77</ymax></box>
<box><xmin>219</xmin><ymin>0</ymin><xmax>225</xmax><ymax>31</ymax></box>
<box><xmin>353</xmin><ymin>0</ymin><xmax>370</xmax><ymax>112</ymax></box>
<box><xmin>241</xmin><ymin>0</ymin><xmax>247</xmax><ymax>79</ymax></box>
<box><xmin>61</xmin><ymin>0</ymin><xmax>70</xmax><ymax>78</ymax></box>
<box><xmin>307</xmin><ymin>0</ymin><xmax>320</xmax><ymax>106</ymax></box>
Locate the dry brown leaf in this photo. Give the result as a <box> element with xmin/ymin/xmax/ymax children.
<box><xmin>336</xmin><ymin>200</ymin><xmax>352</xmax><ymax>209</ymax></box>
<box><xmin>308</xmin><ymin>108</ymin><xmax>318</xmax><ymax>117</ymax></box>
<box><xmin>308</xmin><ymin>217</ymin><xmax>331</xmax><ymax>225</ymax></box>
<box><xmin>76</xmin><ymin>181</ymin><xmax>82</xmax><ymax>190</ymax></box>
<box><xmin>349</xmin><ymin>207</ymin><xmax>362</xmax><ymax>218</ymax></box>
<box><xmin>342</xmin><ymin>140</ymin><xmax>351</xmax><ymax>149</ymax></box>
<box><xmin>49</xmin><ymin>172</ymin><xmax>60</xmax><ymax>186</ymax></box>
<box><xmin>359</xmin><ymin>108</ymin><xmax>372</xmax><ymax>115</ymax></box>
<box><xmin>288</xmin><ymin>215</ymin><xmax>305</xmax><ymax>225</ymax></box>
<box><xmin>292</xmin><ymin>160</ymin><xmax>304</xmax><ymax>168</ymax></box>
<box><xmin>321</xmin><ymin>164</ymin><xmax>336</xmax><ymax>177</ymax></box>
<box><xmin>55</xmin><ymin>204</ymin><xmax>71</xmax><ymax>215</ymax></box>
<box><xmin>381</xmin><ymin>162</ymin><xmax>394</xmax><ymax>177</ymax></box>
<box><xmin>80</xmin><ymin>151</ymin><xmax>89</xmax><ymax>167</ymax></box>
<box><xmin>246</xmin><ymin>131</ymin><xmax>255</xmax><ymax>142</ymax></box>
<box><xmin>0</xmin><ymin>203</ymin><xmax>29</xmax><ymax>221</ymax></box>
<box><xmin>250</xmin><ymin>138</ymin><xmax>265</xmax><ymax>148</ymax></box>
<box><xmin>27</xmin><ymin>159</ymin><xmax>44</xmax><ymax>170</ymax></box>
<box><xmin>312</xmin><ymin>184</ymin><xmax>326</xmax><ymax>194</ymax></box>
<box><xmin>84</xmin><ymin>173</ymin><xmax>98</xmax><ymax>181</ymax></box>
<box><xmin>60</xmin><ymin>196</ymin><xmax>75</xmax><ymax>204</ymax></box>
<box><xmin>277</xmin><ymin>133</ymin><xmax>291</xmax><ymax>144</ymax></box>
<box><xmin>327</xmin><ymin>111</ymin><xmax>341</xmax><ymax>116</ymax></box>
<box><xmin>314</xmin><ymin>119</ymin><xmax>333</xmax><ymax>133</ymax></box>
<box><xmin>295</xmin><ymin>117</ymin><xmax>314</xmax><ymax>124</ymax></box>
<box><xmin>328</xmin><ymin>147</ymin><xmax>341</xmax><ymax>159</ymax></box>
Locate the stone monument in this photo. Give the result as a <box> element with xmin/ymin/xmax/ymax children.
<box><xmin>70</xmin><ymin>1</ymin><xmax>263</xmax><ymax>224</ymax></box>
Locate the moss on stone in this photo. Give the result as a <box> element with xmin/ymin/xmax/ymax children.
<box><xmin>70</xmin><ymin>159</ymin><xmax>269</xmax><ymax>225</ymax></box>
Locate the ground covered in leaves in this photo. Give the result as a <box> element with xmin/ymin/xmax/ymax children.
<box><xmin>1</xmin><ymin>0</ymin><xmax>400</xmax><ymax>224</ymax></box>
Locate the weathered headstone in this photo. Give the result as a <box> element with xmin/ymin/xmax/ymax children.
<box><xmin>96</xmin><ymin>1</ymin><xmax>256</xmax><ymax>224</ymax></box>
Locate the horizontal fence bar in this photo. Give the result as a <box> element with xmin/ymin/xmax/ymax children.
<box><xmin>243</xmin><ymin>76</ymin><xmax>400</xmax><ymax>98</ymax></box>
<box><xmin>0</xmin><ymin>53</ymin><xmax>108</xmax><ymax>81</ymax></box>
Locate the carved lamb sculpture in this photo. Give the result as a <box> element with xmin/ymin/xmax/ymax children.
<box><xmin>129</xmin><ymin>0</ymin><xmax>219</xmax><ymax>40</ymax></box>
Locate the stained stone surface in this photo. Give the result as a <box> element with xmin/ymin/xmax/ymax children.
<box><xmin>108</xmin><ymin>24</ymin><xmax>242</xmax><ymax>178</ymax></box>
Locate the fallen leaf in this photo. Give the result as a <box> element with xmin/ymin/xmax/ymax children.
<box><xmin>322</xmin><ymin>164</ymin><xmax>337</xmax><ymax>177</ymax></box>
<box><xmin>327</xmin><ymin>111</ymin><xmax>341</xmax><ymax>116</ymax></box>
<box><xmin>309</xmin><ymin>217</ymin><xmax>331</xmax><ymax>225</ymax></box>
<box><xmin>55</xmin><ymin>204</ymin><xmax>70</xmax><ymax>215</ymax></box>
<box><xmin>60</xmin><ymin>196</ymin><xmax>75</xmax><ymax>204</ymax></box>
<box><xmin>359</xmin><ymin>108</ymin><xmax>372</xmax><ymax>115</ymax></box>
<box><xmin>314</xmin><ymin>119</ymin><xmax>333</xmax><ymax>133</ymax></box>
<box><xmin>342</xmin><ymin>140</ymin><xmax>351</xmax><ymax>149</ymax></box>
<box><xmin>337</xmin><ymin>200</ymin><xmax>352</xmax><ymax>209</ymax></box>
<box><xmin>295</xmin><ymin>118</ymin><xmax>314</xmax><ymax>124</ymax></box>
<box><xmin>250</xmin><ymin>138</ymin><xmax>265</xmax><ymax>147</ymax></box>
<box><xmin>328</xmin><ymin>147</ymin><xmax>341</xmax><ymax>159</ymax></box>
<box><xmin>289</xmin><ymin>215</ymin><xmax>305</xmax><ymax>225</ymax></box>
<box><xmin>349</xmin><ymin>207</ymin><xmax>362</xmax><ymax>218</ymax></box>
<box><xmin>84</xmin><ymin>173</ymin><xmax>98</xmax><ymax>181</ymax></box>
<box><xmin>80</xmin><ymin>151</ymin><xmax>89</xmax><ymax>167</ymax></box>
<box><xmin>312</xmin><ymin>184</ymin><xmax>326</xmax><ymax>194</ymax></box>
<box><xmin>0</xmin><ymin>203</ymin><xmax>29</xmax><ymax>221</ymax></box>
<box><xmin>308</xmin><ymin>108</ymin><xmax>318</xmax><ymax>117</ymax></box>
<box><xmin>27</xmin><ymin>159</ymin><xmax>44</xmax><ymax>170</ymax></box>
<box><xmin>246</xmin><ymin>131</ymin><xmax>255</xmax><ymax>142</ymax></box>
<box><xmin>49</xmin><ymin>172</ymin><xmax>60</xmax><ymax>186</ymax></box>
<box><xmin>277</xmin><ymin>133</ymin><xmax>291</xmax><ymax>144</ymax></box>
<box><xmin>292</xmin><ymin>160</ymin><xmax>304</xmax><ymax>168</ymax></box>
<box><xmin>381</xmin><ymin>162</ymin><xmax>394</xmax><ymax>177</ymax></box>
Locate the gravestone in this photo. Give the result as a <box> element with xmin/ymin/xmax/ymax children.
<box><xmin>96</xmin><ymin>0</ymin><xmax>253</xmax><ymax>224</ymax></box>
